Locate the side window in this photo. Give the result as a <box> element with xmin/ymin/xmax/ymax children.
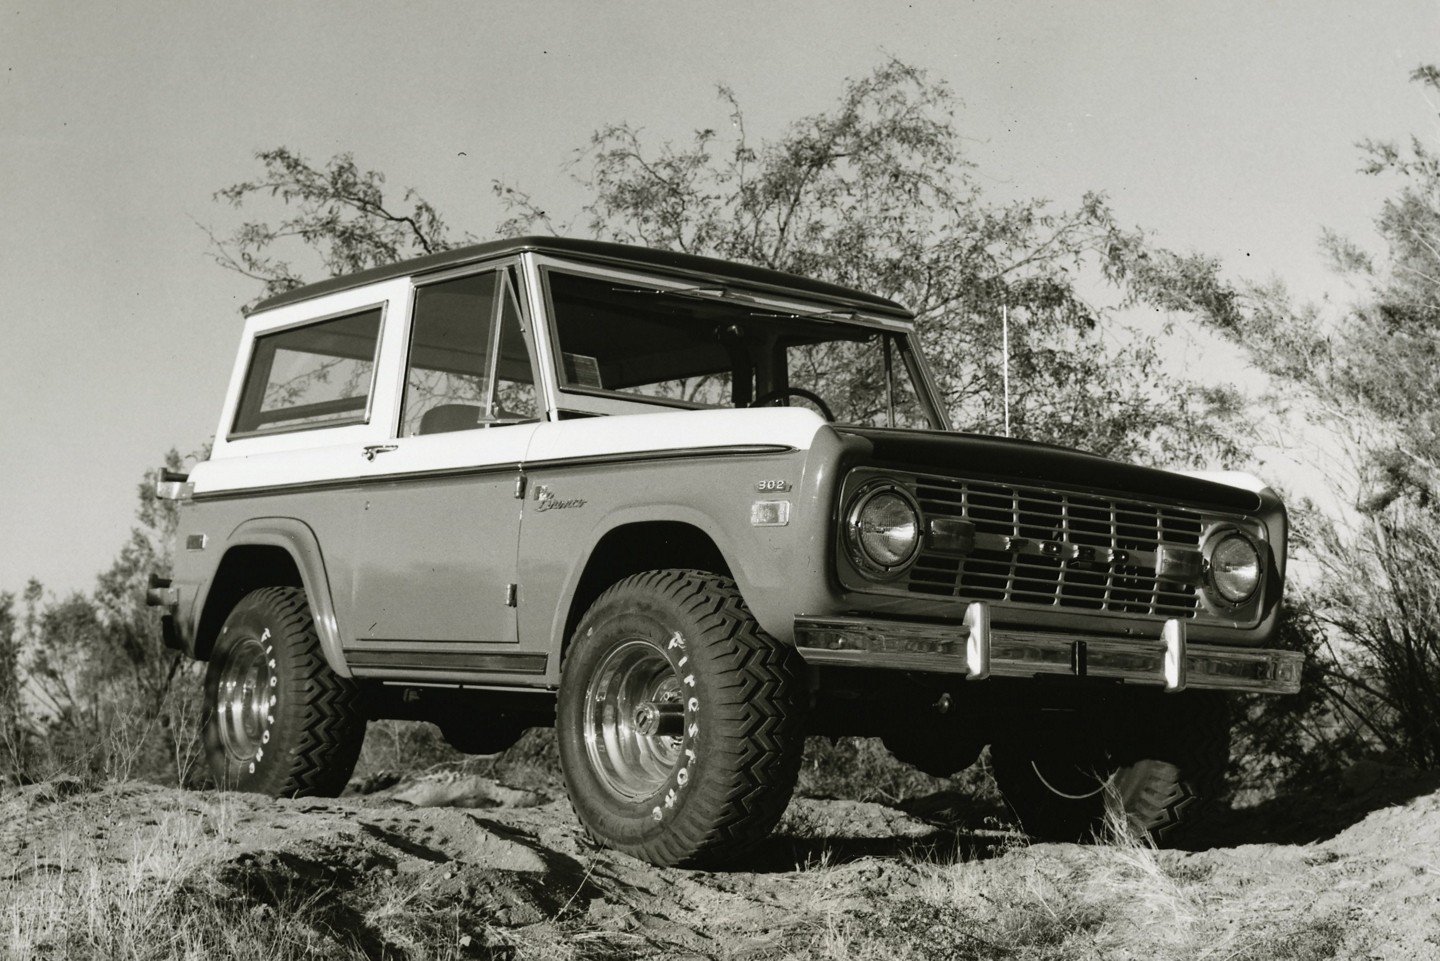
<box><xmin>402</xmin><ymin>271</ymin><xmax>538</xmax><ymax>436</ymax></box>
<box><xmin>232</xmin><ymin>307</ymin><xmax>383</xmax><ymax>436</ymax></box>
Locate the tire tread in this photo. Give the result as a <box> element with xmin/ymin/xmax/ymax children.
<box><xmin>559</xmin><ymin>569</ymin><xmax>805</xmax><ymax>866</ymax></box>
<box><xmin>206</xmin><ymin>587</ymin><xmax>364</xmax><ymax>798</ymax></box>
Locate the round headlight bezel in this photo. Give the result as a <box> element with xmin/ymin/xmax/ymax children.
<box><xmin>844</xmin><ymin>482</ymin><xmax>923</xmax><ymax>579</ymax></box>
<box><xmin>1202</xmin><ymin>527</ymin><xmax>1264</xmax><ymax>607</ymax></box>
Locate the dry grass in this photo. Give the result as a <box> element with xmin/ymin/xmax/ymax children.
<box><xmin>775</xmin><ymin>809</ymin><xmax>1360</xmax><ymax>961</ymax></box>
<box><xmin>0</xmin><ymin>777</ymin><xmax>1374</xmax><ymax>961</ymax></box>
<box><xmin>1</xmin><ymin>800</ymin><xmax>518</xmax><ymax>961</ymax></box>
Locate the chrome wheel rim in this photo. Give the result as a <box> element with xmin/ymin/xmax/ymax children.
<box><xmin>217</xmin><ymin>636</ymin><xmax>270</xmax><ymax>762</ymax></box>
<box><xmin>583</xmin><ymin>638</ymin><xmax>684</xmax><ymax>802</ymax></box>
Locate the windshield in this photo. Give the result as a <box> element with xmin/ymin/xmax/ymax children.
<box><xmin>544</xmin><ymin>270</ymin><xmax>938</xmax><ymax>428</ymax></box>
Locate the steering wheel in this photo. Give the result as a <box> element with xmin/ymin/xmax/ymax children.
<box><xmin>748</xmin><ymin>387</ymin><xmax>835</xmax><ymax>422</ymax></box>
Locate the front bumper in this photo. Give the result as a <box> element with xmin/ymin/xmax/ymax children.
<box><xmin>794</xmin><ymin>606</ymin><xmax>1302</xmax><ymax>694</ymax></box>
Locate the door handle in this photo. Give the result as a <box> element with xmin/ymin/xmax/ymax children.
<box><xmin>361</xmin><ymin>444</ymin><xmax>398</xmax><ymax>462</ymax></box>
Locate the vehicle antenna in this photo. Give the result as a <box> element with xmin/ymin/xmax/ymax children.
<box><xmin>1002</xmin><ymin>304</ymin><xmax>1011</xmax><ymax>438</ymax></box>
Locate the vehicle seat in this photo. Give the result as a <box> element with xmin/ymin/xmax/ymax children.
<box><xmin>417</xmin><ymin>403</ymin><xmax>482</xmax><ymax>435</ymax></box>
<box><xmin>492</xmin><ymin>404</ymin><xmax>532</xmax><ymax>423</ymax></box>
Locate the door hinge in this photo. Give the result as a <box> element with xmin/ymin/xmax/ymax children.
<box><xmin>505</xmin><ymin>583</ymin><xmax>518</xmax><ymax>607</ymax></box>
<box><xmin>514</xmin><ymin>473</ymin><xmax>528</xmax><ymax>499</ymax></box>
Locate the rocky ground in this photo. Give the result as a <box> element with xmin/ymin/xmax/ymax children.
<box><xmin>3</xmin><ymin>744</ymin><xmax>1438</xmax><ymax>961</ymax></box>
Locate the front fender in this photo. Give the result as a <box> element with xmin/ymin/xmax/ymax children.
<box><xmin>545</xmin><ymin>505</ymin><xmax>749</xmax><ymax>650</ymax></box>
<box><xmin>522</xmin><ymin>447</ymin><xmax>841</xmax><ymax>661</ymax></box>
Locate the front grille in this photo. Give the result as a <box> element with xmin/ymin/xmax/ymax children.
<box><xmin>906</xmin><ymin>474</ymin><xmax>1204</xmax><ymax>618</ymax></box>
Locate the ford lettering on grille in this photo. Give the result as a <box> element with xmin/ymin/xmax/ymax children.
<box><xmin>905</xmin><ymin>474</ymin><xmax>1206</xmax><ymax>618</ymax></box>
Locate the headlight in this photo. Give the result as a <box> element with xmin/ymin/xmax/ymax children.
<box><xmin>845</xmin><ymin>484</ymin><xmax>922</xmax><ymax>577</ymax></box>
<box><xmin>1205</xmin><ymin>530</ymin><xmax>1262</xmax><ymax>605</ymax></box>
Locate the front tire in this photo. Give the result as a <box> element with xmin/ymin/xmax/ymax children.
<box><xmin>203</xmin><ymin>587</ymin><xmax>366</xmax><ymax>797</ymax></box>
<box><xmin>556</xmin><ymin>570</ymin><xmax>806</xmax><ymax>867</ymax></box>
<box><xmin>991</xmin><ymin>692</ymin><xmax>1229</xmax><ymax>844</ymax></box>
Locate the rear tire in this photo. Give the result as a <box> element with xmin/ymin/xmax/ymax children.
<box><xmin>556</xmin><ymin>570</ymin><xmax>806</xmax><ymax>867</ymax></box>
<box><xmin>991</xmin><ymin>692</ymin><xmax>1229</xmax><ymax>844</ymax></box>
<box><xmin>203</xmin><ymin>587</ymin><xmax>365</xmax><ymax>797</ymax></box>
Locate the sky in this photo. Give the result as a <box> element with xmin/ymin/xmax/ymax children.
<box><xmin>1</xmin><ymin>0</ymin><xmax>1437</xmax><ymax>598</ymax></box>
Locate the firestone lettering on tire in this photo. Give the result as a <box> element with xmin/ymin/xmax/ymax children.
<box><xmin>557</xmin><ymin>570</ymin><xmax>804</xmax><ymax>866</ymax></box>
<box><xmin>202</xmin><ymin>587</ymin><xmax>365</xmax><ymax>798</ymax></box>
<box><xmin>646</xmin><ymin>629</ymin><xmax>702</xmax><ymax>825</ymax></box>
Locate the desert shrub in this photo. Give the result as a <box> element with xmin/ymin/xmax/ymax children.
<box><xmin>1194</xmin><ymin>66</ymin><xmax>1440</xmax><ymax>779</ymax></box>
<box><xmin>4</xmin><ymin>451</ymin><xmax>208</xmax><ymax>788</ymax></box>
<box><xmin>1224</xmin><ymin>601</ymin><xmax>1364</xmax><ymax>804</ymax></box>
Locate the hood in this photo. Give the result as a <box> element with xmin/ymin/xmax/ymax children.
<box><xmin>835</xmin><ymin>426</ymin><xmax>1264</xmax><ymax>514</ymax></box>
<box><xmin>522</xmin><ymin>407</ymin><xmax>830</xmax><ymax>464</ymax></box>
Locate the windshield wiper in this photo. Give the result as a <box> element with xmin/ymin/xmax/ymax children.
<box><xmin>613</xmin><ymin>284</ymin><xmax>734</xmax><ymax>299</ymax></box>
<box><xmin>616</xmin><ymin>284</ymin><xmax>859</xmax><ymax>323</ymax></box>
<box><xmin>756</xmin><ymin>308</ymin><xmax>856</xmax><ymax>322</ymax></box>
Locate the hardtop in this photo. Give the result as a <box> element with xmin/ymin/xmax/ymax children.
<box><xmin>250</xmin><ymin>236</ymin><xmax>914</xmax><ymax>319</ymax></box>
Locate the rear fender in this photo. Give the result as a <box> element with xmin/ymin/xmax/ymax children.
<box><xmin>193</xmin><ymin>517</ymin><xmax>351</xmax><ymax>677</ymax></box>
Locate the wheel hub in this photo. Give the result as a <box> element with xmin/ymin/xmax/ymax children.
<box><xmin>583</xmin><ymin>639</ymin><xmax>685</xmax><ymax>801</ymax></box>
<box><xmin>216</xmin><ymin>636</ymin><xmax>271</xmax><ymax>762</ymax></box>
<box><xmin>632</xmin><ymin>700</ymin><xmax>685</xmax><ymax>738</ymax></box>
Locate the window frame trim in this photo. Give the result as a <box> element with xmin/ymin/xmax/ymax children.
<box><xmin>531</xmin><ymin>258</ymin><xmax>944</xmax><ymax>427</ymax></box>
<box><xmin>225</xmin><ymin>301</ymin><xmax>389</xmax><ymax>441</ymax></box>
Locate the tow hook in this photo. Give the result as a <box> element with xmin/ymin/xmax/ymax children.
<box><xmin>146</xmin><ymin>574</ymin><xmax>185</xmax><ymax>652</ymax></box>
<box><xmin>145</xmin><ymin>573</ymin><xmax>178</xmax><ymax>608</ymax></box>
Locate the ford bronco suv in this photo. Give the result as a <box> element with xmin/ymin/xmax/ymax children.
<box><xmin>151</xmin><ymin>237</ymin><xmax>1301</xmax><ymax>865</ymax></box>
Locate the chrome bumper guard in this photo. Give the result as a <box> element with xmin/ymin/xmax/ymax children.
<box><xmin>794</xmin><ymin>603</ymin><xmax>1302</xmax><ymax>694</ymax></box>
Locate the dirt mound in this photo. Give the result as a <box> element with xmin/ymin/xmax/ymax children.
<box><xmin>3</xmin><ymin>769</ymin><xmax>1437</xmax><ymax>960</ymax></box>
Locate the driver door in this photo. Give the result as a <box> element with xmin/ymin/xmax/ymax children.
<box><xmin>345</xmin><ymin>266</ymin><xmax>545</xmax><ymax>681</ymax></box>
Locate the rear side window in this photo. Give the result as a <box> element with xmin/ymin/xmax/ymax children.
<box><xmin>232</xmin><ymin>307</ymin><xmax>384</xmax><ymax>436</ymax></box>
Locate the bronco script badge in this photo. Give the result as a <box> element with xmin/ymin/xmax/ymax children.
<box><xmin>534</xmin><ymin>484</ymin><xmax>587</xmax><ymax>512</ymax></box>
